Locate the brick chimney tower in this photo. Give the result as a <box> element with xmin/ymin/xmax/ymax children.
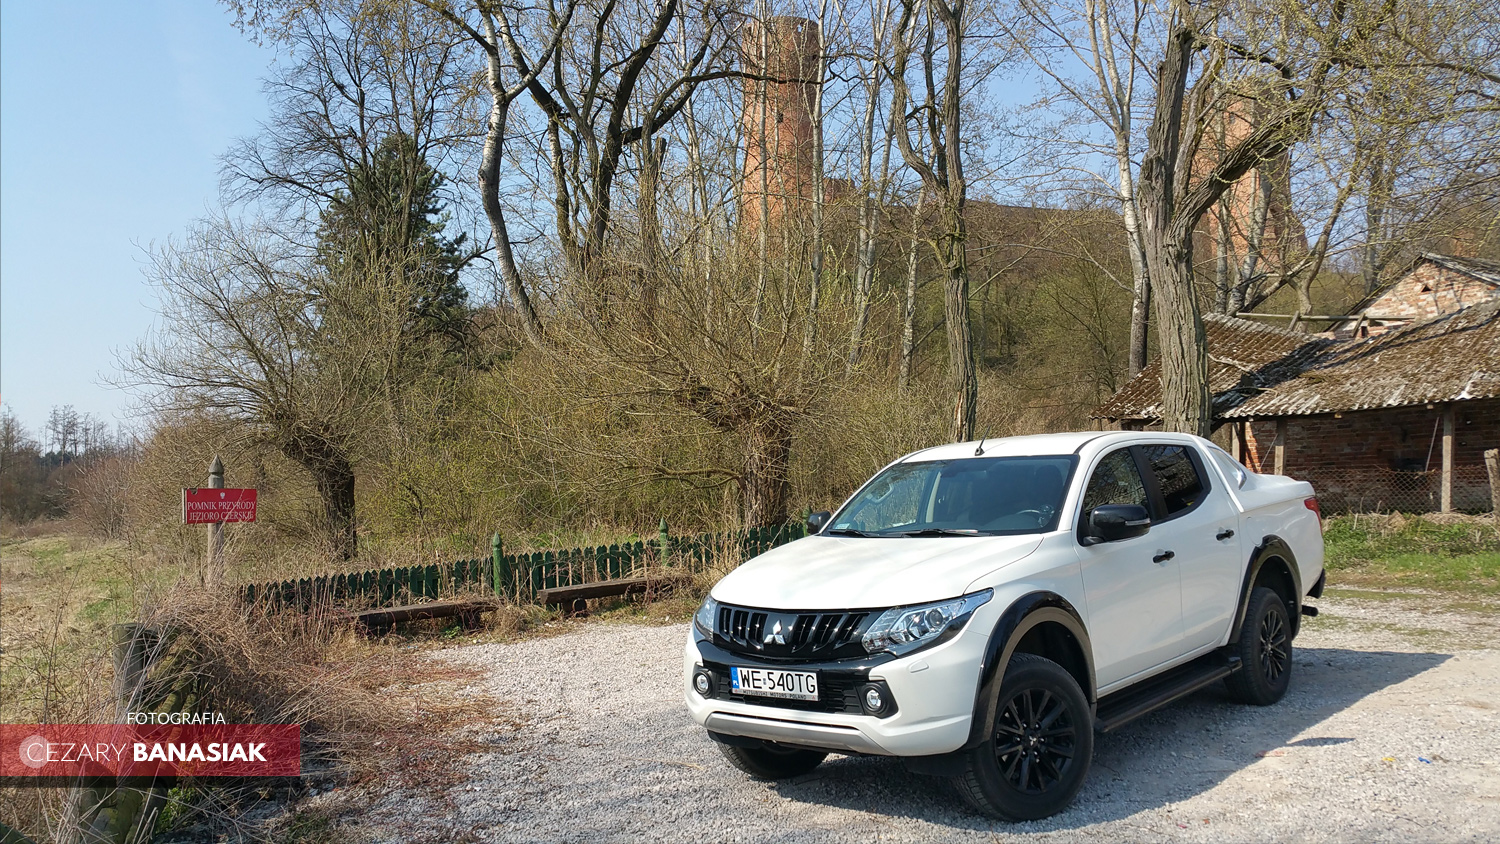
<box><xmin>1200</xmin><ymin>98</ymin><xmax>1307</xmax><ymax>267</ymax></box>
<box><xmin>740</xmin><ymin>16</ymin><xmax>820</xmax><ymax>234</ymax></box>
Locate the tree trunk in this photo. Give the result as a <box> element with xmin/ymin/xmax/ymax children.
<box><xmin>941</xmin><ymin>205</ymin><xmax>977</xmax><ymax>441</ymax></box>
<box><xmin>848</xmin><ymin>0</ymin><xmax>894</xmax><ymax>372</ymax></box>
<box><xmin>899</xmin><ymin>187</ymin><xmax>926</xmax><ymax>393</ymax></box>
<box><xmin>312</xmin><ymin>456</ymin><xmax>358</xmax><ymax>561</ymax></box>
<box><xmin>479</xmin><ymin>22</ymin><xmax>545</xmax><ymax>347</ymax></box>
<box><xmin>1147</xmin><ymin>239</ymin><xmax>1212</xmax><ymax>436</ymax></box>
<box><xmin>803</xmin><ymin>5</ymin><xmax>828</xmax><ymax>362</ymax></box>
<box><xmin>1128</xmin><ymin>265</ymin><xmax>1151</xmax><ymax>377</ymax></box>
<box><xmin>741</xmin><ymin>416</ymin><xmax>791</xmax><ymax>528</ymax></box>
<box><xmin>1138</xmin><ymin>15</ymin><xmax>1212</xmax><ymax>437</ymax></box>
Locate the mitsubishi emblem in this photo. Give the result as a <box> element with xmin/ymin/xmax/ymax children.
<box><xmin>764</xmin><ymin>620</ymin><xmax>786</xmax><ymax>646</ymax></box>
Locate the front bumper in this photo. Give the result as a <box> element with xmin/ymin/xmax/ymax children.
<box><xmin>683</xmin><ymin>623</ymin><xmax>987</xmax><ymax>757</ymax></box>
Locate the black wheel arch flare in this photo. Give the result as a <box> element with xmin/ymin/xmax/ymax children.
<box><xmin>964</xmin><ymin>591</ymin><xmax>1096</xmax><ymax>751</ymax></box>
<box><xmin>1231</xmin><ymin>535</ymin><xmax>1304</xmax><ymax>642</ymax></box>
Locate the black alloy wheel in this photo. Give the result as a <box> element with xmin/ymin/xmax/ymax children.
<box><xmin>993</xmin><ymin>686</ymin><xmax>1079</xmax><ymax>795</ymax></box>
<box><xmin>1226</xmin><ymin>586</ymin><xmax>1294</xmax><ymax>706</ymax></box>
<box><xmin>1258</xmin><ymin>605</ymin><xmax>1289</xmax><ymax>685</ymax></box>
<box><xmin>952</xmin><ymin>653</ymin><xmax>1093</xmax><ymax>821</ymax></box>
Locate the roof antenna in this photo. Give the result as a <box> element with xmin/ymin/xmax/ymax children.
<box><xmin>974</xmin><ymin>429</ymin><xmax>989</xmax><ymax>457</ymax></box>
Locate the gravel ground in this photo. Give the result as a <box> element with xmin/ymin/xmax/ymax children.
<box><xmin>354</xmin><ymin>595</ymin><xmax>1500</xmax><ymax>843</ymax></box>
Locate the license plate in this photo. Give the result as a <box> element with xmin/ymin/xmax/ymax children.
<box><xmin>730</xmin><ymin>666</ymin><xmax>819</xmax><ymax>701</ymax></box>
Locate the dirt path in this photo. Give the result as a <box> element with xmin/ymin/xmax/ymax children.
<box><xmin>345</xmin><ymin>595</ymin><xmax>1500</xmax><ymax>843</ymax></box>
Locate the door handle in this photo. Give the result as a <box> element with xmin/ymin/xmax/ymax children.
<box><xmin>1153</xmin><ymin>550</ymin><xmax>1175</xmax><ymax>564</ymax></box>
<box><xmin>1216</xmin><ymin>529</ymin><xmax>1235</xmax><ymax>541</ymax></box>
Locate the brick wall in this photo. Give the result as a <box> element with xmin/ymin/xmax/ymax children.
<box><xmin>1240</xmin><ymin>398</ymin><xmax>1500</xmax><ymax>512</ymax></box>
<box><xmin>1356</xmin><ymin>262</ymin><xmax>1500</xmax><ymax>335</ymax></box>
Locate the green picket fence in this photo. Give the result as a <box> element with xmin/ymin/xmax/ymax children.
<box><xmin>240</xmin><ymin>520</ymin><xmax>808</xmax><ymax>612</ymax></box>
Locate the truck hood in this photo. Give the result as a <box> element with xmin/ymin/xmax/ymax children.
<box><xmin>710</xmin><ymin>534</ymin><xmax>1044</xmax><ymax>610</ymax></box>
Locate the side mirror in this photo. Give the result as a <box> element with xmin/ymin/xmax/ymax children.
<box><xmin>806</xmin><ymin>510</ymin><xmax>832</xmax><ymax>534</ymax></box>
<box><xmin>1083</xmin><ymin>504</ymin><xmax>1151</xmax><ymax>545</ymax></box>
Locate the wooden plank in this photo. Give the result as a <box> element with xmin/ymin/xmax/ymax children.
<box><xmin>536</xmin><ymin>574</ymin><xmax>690</xmax><ymax>606</ymax></box>
<box><xmin>1441</xmin><ymin>406</ymin><xmax>1455</xmax><ymax>513</ymax></box>
<box><xmin>350</xmin><ymin>597</ymin><xmax>500</xmax><ymax>629</ymax></box>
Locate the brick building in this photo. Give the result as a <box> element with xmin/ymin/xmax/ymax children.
<box><xmin>1093</xmin><ymin>301</ymin><xmax>1500</xmax><ymax>513</ymax></box>
<box><xmin>1331</xmin><ymin>253</ymin><xmax>1500</xmax><ymax>338</ymax></box>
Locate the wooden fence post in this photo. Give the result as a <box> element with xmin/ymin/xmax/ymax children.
<box><xmin>206</xmin><ymin>456</ymin><xmax>225</xmax><ymax>587</ymax></box>
<box><xmin>68</xmin><ymin>625</ymin><xmax>165</xmax><ymax>843</ymax></box>
<box><xmin>1484</xmin><ymin>448</ymin><xmax>1499</xmax><ymax>524</ymax></box>
<box><xmin>658</xmin><ymin>517</ymin><xmax>671</xmax><ymax>560</ymax></box>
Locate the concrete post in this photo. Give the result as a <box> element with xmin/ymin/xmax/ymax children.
<box><xmin>206</xmin><ymin>456</ymin><xmax>225</xmax><ymax>587</ymax></box>
<box><xmin>1441</xmin><ymin>407</ymin><xmax>1455</xmax><ymax>513</ymax></box>
<box><xmin>1484</xmin><ymin>449</ymin><xmax>1499</xmax><ymax>525</ymax></box>
<box><xmin>1274</xmin><ymin>419</ymin><xmax>1287</xmax><ymax>476</ymax></box>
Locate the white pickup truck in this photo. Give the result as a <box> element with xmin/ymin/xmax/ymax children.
<box><xmin>684</xmin><ymin>431</ymin><xmax>1325</xmax><ymax>820</ymax></box>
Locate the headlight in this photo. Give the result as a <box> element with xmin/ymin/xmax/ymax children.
<box><xmin>861</xmin><ymin>589</ymin><xmax>992</xmax><ymax>655</ymax></box>
<box><xmin>694</xmin><ymin>595</ymin><xmax>718</xmax><ymax>637</ymax></box>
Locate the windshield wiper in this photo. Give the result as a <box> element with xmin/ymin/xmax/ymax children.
<box><xmin>900</xmin><ymin>528</ymin><xmax>984</xmax><ymax>537</ymax></box>
<box><xmin>823</xmin><ymin>527</ymin><xmax>877</xmax><ymax>537</ymax></box>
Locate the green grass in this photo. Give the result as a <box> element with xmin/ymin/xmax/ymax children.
<box><xmin>1323</xmin><ymin>514</ymin><xmax>1500</xmax><ymax>595</ymax></box>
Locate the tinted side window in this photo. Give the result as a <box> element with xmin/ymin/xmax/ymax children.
<box><xmin>1081</xmin><ymin>449</ymin><xmax>1149</xmax><ymax>515</ymax></box>
<box><xmin>1142</xmin><ymin>445</ymin><xmax>1207</xmax><ymax>515</ymax></box>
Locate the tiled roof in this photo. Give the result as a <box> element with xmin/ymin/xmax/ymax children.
<box><xmin>1093</xmin><ymin>301</ymin><xmax>1500</xmax><ymax>421</ymax></box>
<box><xmin>1092</xmin><ymin>315</ymin><xmax>1331</xmax><ymax>421</ymax></box>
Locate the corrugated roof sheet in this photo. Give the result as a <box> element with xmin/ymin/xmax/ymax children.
<box><xmin>1421</xmin><ymin>252</ymin><xmax>1500</xmax><ymax>287</ymax></box>
<box><xmin>1223</xmin><ymin>299</ymin><xmax>1500</xmax><ymax>417</ymax></box>
<box><xmin>1093</xmin><ymin>300</ymin><xmax>1500</xmax><ymax>421</ymax></box>
<box><xmin>1092</xmin><ymin>315</ymin><xmax>1331</xmax><ymax>421</ymax></box>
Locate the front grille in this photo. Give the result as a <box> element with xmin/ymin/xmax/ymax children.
<box><xmin>715</xmin><ymin>604</ymin><xmax>873</xmax><ymax>660</ymax></box>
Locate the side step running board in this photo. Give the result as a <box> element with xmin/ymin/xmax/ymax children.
<box><xmin>1094</xmin><ymin>654</ymin><xmax>1241</xmax><ymax>734</ymax></box>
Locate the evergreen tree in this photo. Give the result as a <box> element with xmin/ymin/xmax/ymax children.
<box><xmin>315</xmin><ymin>133</ymin><xmax>472</xmax><ymax>359</ymax></box>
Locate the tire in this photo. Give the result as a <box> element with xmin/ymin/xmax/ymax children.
<box><xmin>951</xmin><ymin>653</ymin><xmax>1093</xmax><ymax>821</ymax></box>
<box><xmin>1225</xmin><ymin>586</ymin><xmax>1293</xmax><ymax>706</ymax></box>
<box><xmin>716</xmin><ymin>742</ymin><xmax>827</xmax><ymax>780</ymax></box>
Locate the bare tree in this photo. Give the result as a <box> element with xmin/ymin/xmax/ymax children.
<box><xmin>846</xmin><ymin>0</ymin><xmax>899</xmax><ymax>372</ymax></box>
<box><xmin>123</xmin><ymin>219</ymin><xmax>401</xmax><ymax>559</ymax></box>
<box><xmin>414</xmin><ymin>0</ymin><xmax>579</xmax><ymax>346</ymax></box>
<box><xmin>1009</xmin><ymin>0</ymin><xmax>1154</xmax><ymax>376</ymax></box>
<box><xmin>888</xmin><ymin>0</ymin><xmax>978</xmax><ymax>441</ymax></box>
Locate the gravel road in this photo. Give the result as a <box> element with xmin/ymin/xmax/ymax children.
<box><xmin>358</xmin><ymin>595</ymin><xmax>1500</xmax><ymax>843</ymax></box>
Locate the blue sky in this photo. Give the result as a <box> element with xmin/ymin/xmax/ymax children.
<box><xmin>1</xmin><ymin>0</ymin><xmax>275</xmax><ymax>439</ymax></box>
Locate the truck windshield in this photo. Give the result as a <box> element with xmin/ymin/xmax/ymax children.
<box><xmin>829</xmin><ymin>456</ymin><xmax>1076</xmax><ymax>537</ymax></box>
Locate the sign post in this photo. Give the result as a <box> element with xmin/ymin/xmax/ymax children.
<box><xmin>182</xmin><ymin>456</ymin><xmax>257</xmax><ymax>587</ymax></box>
<box><xmin>207</xmin><ymin>456</ymin><xmax>225</xmax><ymax>586</ymax></box>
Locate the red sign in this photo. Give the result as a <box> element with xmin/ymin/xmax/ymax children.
<box><xmin>1</xmin><ymin>723</ymin><xmax>300</xmax><ymax>781</ymax></box>
<box><xmin>182</xmin><ymin>488</ymin><xmax>258</xmax><ymax>524</ymax></box>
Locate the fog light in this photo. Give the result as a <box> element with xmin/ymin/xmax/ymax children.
<box><xmin>863</xmin><ymin>686</ymin><xmax>885</xmax><ymax>713</ymax></box>
<box><xmin>693</xmin><ymin>671</ymin><xmax>712</xmax><ymax>697</ymax></box>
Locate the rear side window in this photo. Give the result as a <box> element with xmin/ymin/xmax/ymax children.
<box><xmin>1208</xmin><ymin>446</ymin><xmax>1248</xmax><ymax>489</ymax></box>
<box><xmin>1141</xmin><ymin>445</ymin><xmax>1207</xmax><ymax>515</ymax></box>
<box><xmin>1080</xmin><ymin>449</ymin><xmax>1149</xmax><ymax>515</ymax></box>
